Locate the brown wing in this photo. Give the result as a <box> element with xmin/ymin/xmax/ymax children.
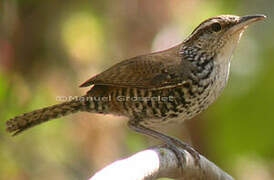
<box><xmin>80</xmin><ymin>45</ymin><xmax>192</xmax><ymax>89</ymax></box>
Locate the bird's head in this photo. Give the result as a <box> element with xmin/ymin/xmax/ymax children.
<box><xmin>184</xmin><ymin>14</ymin><xmax>266</xmax><ymax>60</ymax></box>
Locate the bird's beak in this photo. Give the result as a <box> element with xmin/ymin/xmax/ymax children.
<box><xmin>239</xmin><ymin>14</ymin><xmax>266</xmax><ymax>24</ymax></box>
<box><xmin>229</xmin><ymin>14</ymin><xmax>266</xmax><ymax>34</ymax></box>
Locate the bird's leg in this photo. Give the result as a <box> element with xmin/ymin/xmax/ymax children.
<box><xmin>128</xmin><ymin>120</ymin><xmax>201</xmax><ymax>168</ymax></box>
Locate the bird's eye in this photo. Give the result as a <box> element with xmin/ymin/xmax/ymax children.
<box><xmin>211</xmin><ymin>23</ymin><xmax>222</xmax><ymax>32</ymax></box>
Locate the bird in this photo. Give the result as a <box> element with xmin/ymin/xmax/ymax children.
<box><xmin>6</xmin><ymin>14</ymin><xmax>266</xmax><ymax>167</ymax></box>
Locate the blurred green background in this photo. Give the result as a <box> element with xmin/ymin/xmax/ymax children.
<box><xmin>0</xmin><ymin>0</ymin><xmax>273</xmax><ymax>179</ymax></box>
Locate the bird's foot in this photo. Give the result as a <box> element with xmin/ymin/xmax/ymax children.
<box><xmin>164</xmin><ymin>138</ymin><xmax>201</xmax><ymax>169</ymax></box>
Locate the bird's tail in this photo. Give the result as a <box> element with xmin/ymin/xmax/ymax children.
<box><xmin>6</xmin><ymin>97</ymin><xmax>86</xmax><ymax>136</ymax></box>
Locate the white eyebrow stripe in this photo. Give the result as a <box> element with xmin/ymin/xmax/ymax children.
<box><xmin>184</xmin><ymin>17</ymin><xmax>222</xmax><ymax>43</ymax></box>
<box><xmin>194</xmin><ymin>19</ymin><xmax>220</xmax><ymax>33</ymax></box>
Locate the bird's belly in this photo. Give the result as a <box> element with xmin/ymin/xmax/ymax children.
<box><xmin>139</xmin><ymin>66</ymin><xmax>230</xmax><ymax>127</ymax></box>
<box><xmin>138</xmin><ymin>83</ymin><xmax>216</xmax><ymax>127</ymax></box>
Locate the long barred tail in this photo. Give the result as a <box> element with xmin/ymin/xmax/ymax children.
<box><xmin>6</xmin><ymin>97</ymin><xmax>87</xmax><ymax>136</ymax></box>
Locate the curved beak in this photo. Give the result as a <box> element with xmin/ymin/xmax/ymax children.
<box><xmin>239</xmin><ymin>14</ymin><xmax>266</xmax><ymax>25</ymax></box>
<box><xmin>229</xmin><ymin>14</ymin><xmax>266</xmax><ymax>34</ymax></box>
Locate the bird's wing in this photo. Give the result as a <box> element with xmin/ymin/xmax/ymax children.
<box><xmin>80</xmin><ymin>45</ymin><xmax>193</xmax><ymax>90</ymax></box>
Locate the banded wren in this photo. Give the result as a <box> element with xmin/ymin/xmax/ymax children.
<box><xmin>6</xmin><ymin>14</ymin><xmax>266</xmax><ymax>166</ymax></box>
